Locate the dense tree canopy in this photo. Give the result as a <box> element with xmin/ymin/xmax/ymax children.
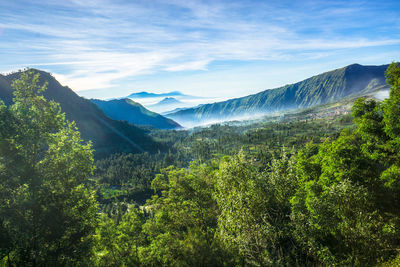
<box><xmin>290</xmin><ymin>63</ymin><xmax>400</xmax><ymax>265</ymax></box>
<box><xmin>0</xmin><ymin>71</ymin><xmax>98</xmax><ymax>265</ymax></box>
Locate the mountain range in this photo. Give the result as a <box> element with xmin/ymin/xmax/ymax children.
<box><xmin>165</xmin><ymin>64</ymin><xmax>389</xmax><ymax>126</ymax></box>
<box><xmin>91</xmin><ymin>98</ymin><xmax>181</xmax><ymax>129</ymax></box>
<box><xmin>161</xmin><ymin>104</ymin><xmax>205</xmax><ymax>116</ymax></box>
<box><xmin>0</xmin><ymin>70</ymin><xmax>163</xmax><ymax>157</ymax></box>
<box><xmin>0</xmin><ymin>63</ymin><xmax>391</xmax><ymax>139</ymax></box>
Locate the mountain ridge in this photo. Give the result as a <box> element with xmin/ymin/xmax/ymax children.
<box><xmin>0</xmin><ymin>69</ymin><xmax>163</xmax><ymax>157</ymax></box>
<box><xmin>91</xmin><ymin>98</ymin><xmax>181</xmax><ymax>129</ymax></box>
<box><xmin>166</xmin><ymin>63</ymin><xmax>389</xmax><ymax>126</ymax></box>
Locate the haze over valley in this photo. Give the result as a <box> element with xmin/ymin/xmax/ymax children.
<box><xmin>125</xmin><ymin>91</ymin><xmax>216</xmax><ymax>114</ymax></box>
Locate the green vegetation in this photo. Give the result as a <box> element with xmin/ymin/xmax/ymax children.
<box><xmin>1</xmin><ymin>63</ymin><xmax>400</xmax><ymax>266</ymax></box>
<box><xmin>0</xmin><ymin>71</ymin><xmax>98</xmax><ymax>265</ymax></box>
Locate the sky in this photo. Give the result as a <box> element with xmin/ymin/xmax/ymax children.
<box><xmin>0</xmin><ymin>0</ymin><xmax>399</xmax><ymax>100</ymax></box>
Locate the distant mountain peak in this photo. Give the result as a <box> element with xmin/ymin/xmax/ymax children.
<box><xmin>158</xmin><ymin>97</ymin><xmax>182</xmax><ymax>105</ymax></box>
<box><xmin>127</xmin><ymin>91</ymin><xmax>185</xmax><ymax>98</ymax></box>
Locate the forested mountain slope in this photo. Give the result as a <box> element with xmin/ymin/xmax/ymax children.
<box><xmin>0</xmin><ymin>69</ymin><xmax>162</xmax><ymax>157</ymax></box>
<box><xmin>91</xmin><ymin>98</ymin><xmax>181</xmax><ymax>129</ymax></box>
<box><xmin>167</xmin><ymin>63</ymin><xmax>389</xmax><ymax>125</ymax></box>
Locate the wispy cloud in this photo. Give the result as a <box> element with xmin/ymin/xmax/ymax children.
<box><xmin>0</xmin><ymin>0</ymin><xmax>399</xmax><ymax>97</ymax></box>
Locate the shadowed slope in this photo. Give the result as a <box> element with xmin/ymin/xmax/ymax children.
<box><xmin>0</xmin><ymin>70</ymin><xmax>164</xmax><ymax>157</ymax></box>
<box><xmin>91</xmin><ymin>98</ymin><xmax>181</xmax><ymax>129</ymax></box>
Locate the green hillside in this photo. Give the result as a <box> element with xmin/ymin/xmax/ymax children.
<box><xmin>91</xmin><ymin>98</ymin><xmax>181</xmax><ymax>129</ymax></box>
<box><xmin>0</xmin><ymin>69</ymin><xmax>163</xmax><ymax>157</ymax></box>
<box><xmin>167</xmin><ymin>63</ymin><xmax>389</xmax><ymax>125</ymax></box>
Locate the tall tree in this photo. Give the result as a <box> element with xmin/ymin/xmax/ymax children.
<box><xmin>0</xmin><ymin>71</ymin><xmax>98</xmax><ymax>266</ymax></box>
<box><xmin>291</xmin><ymin>62</ymin><xmax>400</xmax><ymax>265</ymax></box>
<box><xmin>140</xmin><ymin>163</ymin><xmax>232</xmax><ymax>266</ymax></box>
<box><xmin>215</xmin><ymin>151</ymin><xmax>309</xmax><ymax>266</ymax></box>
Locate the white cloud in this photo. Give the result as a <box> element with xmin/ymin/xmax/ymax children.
<box><xmin>165</xmin><ymin>59</ymin><xmax>211</xmax><ymax>72</ymax></box>
<box><xmin>51</xmin><ymin>50</ymin><xmax>173</xmax><ymax>91</ymax></box>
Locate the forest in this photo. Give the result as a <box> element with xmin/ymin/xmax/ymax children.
<box><xmin>1</xmin><ymin>63</ymin><xmax>400</xmax><ymax>266</ymax></box>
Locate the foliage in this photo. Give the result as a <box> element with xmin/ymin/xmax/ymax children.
<box><xmin>291</xmin><ymin>62</ymin><xmax>400</xmax><ymax>266</ymax></box>
<box><xmin>215</xmin><ymin>151</ymin><xmax>306</xmax><ymax>266</ymax></box>
<box><xmin>141</xmin><ymin>163</ymin><xmax>231</xmax><ymax>266</ymax></box>
<box><xmin>95</xmin><ymin>163</ymin><xmax>235</xmax><ymax>266</ymax></box>
<box><xmin>0</xmin><ymin>71</ymin><xmax>98</xmax><ymax>265</ymax></box>
<box><xmin>96</xmin><ymin>209</ymin><xmax>145</xmax><ymax>266</ymax></box>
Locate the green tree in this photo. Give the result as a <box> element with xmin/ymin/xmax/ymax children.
<box><xmin>215</xmin><ymin>151</ymin><xmax>308</xmax><ymax>266</ymax></box>
<box><xmin>383</xmin><ymin>62</ymin><xmax>400</xmax><ymax>142</ymax></box>
<box><xmin>140</xmin><ymin>163</ymin><xmax>232</xmax><ymax>266</ymax></box>
<box><xmin>0</xmin><ymin>71</ymin><xmax>98</xmax><ymax>266</ymax></box>
<box><xmin>96</xmin><ymin>208</ymin><xmax>145</xmax><ymax>266</ymax></box>
<box><xmin>291</xmin><ymin>62</ymin><xmax>400</xmax><ymax>265</ymax></box>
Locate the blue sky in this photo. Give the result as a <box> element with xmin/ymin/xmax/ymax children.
<box><xmin>1</xmin><ymin>0</ymin><xmax>399</xmax><ymax>100</ymax></box>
